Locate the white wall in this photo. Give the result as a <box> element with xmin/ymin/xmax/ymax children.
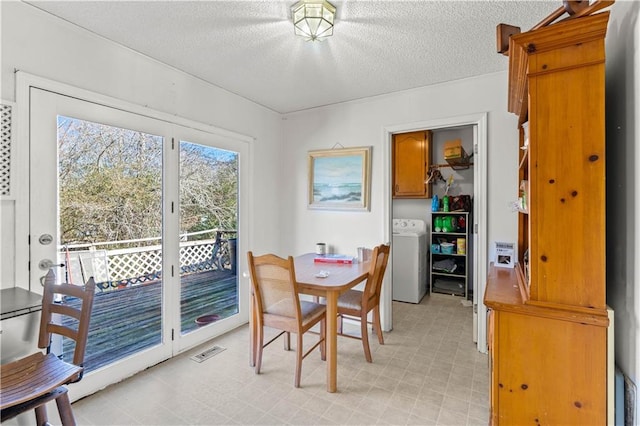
<box><xmin>0</xmin><ymin>1</ymin><xmax>284</xmax><ymax>288</ymax></box>
<box><xmin>0</xmin><ymin>200</ymin><xmax>15</xmax><ymax>287</ymax></box>
<box><xmin>605</xmin><ymin>0</ymin><xmax>640</xmax><ymax>416</ymax></box>
<box><xmin>280</xmin><ymin>72</ymin><xmax>519</xmax><ymax>267</ymax></box>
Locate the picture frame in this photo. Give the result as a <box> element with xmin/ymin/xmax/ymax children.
<box><xmin>308</xmin><ymin>146</ymin><xmax>372</xmax><ymax>211</ymax></box>
<box><xmin>493</xmin><ymin>241</ymin><xmax>516</xmax><ymax>268</ymax></box>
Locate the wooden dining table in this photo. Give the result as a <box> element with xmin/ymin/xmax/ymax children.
<box><xmin>249</xmin><ymin>253</ymin><xmax>370</xmax><ymax>393</ymax></box>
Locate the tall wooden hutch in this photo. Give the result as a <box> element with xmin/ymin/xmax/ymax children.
<box><xmin>484</xmin><ymin>7</ymin><xmax>612</xmax><ymax>425</ymax></box>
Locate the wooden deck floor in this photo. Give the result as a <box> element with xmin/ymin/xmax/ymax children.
<box><xmin>64</xmin><ymin>269</ymin><xmax>237</xmax><ymax>372</ymax></box>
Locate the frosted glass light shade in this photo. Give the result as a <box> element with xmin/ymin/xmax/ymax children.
<box><xmin>291</xmin><ymin>0</ymin><xmax>336</xmax><ymax>42</ymax></box>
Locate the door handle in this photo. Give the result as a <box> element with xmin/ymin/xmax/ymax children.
<box><xmin>38</xmin><ymin>260</ymin><xmax>65</xmax><ymax>286</ymax></box>
<box><xmin>38</xmin><ymin>259</ymin><xmax>64</xmax><ymax>270</ymax></box>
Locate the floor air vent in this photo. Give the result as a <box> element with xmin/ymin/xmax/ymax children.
<box><xmin>190</xmin><ymin>345</ymin><xmax>226</xmax><ymax>363</ymax></box>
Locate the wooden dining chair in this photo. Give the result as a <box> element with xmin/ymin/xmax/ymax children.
<box><xmin>247</xmin><ymin>252</ymin><xmax>326</xmax><ymax>388</ymax></box>
<box><xmin>336</xmin><ymin>244</ymin><xmax>390</xmax><ymax>363</ymax></box>
<box><xmin>1</xmin><ymin>269</ymin><xmax>96</xmax><ymax>425</ymax></box>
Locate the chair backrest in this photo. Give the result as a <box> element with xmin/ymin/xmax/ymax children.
<box><xmin>363</xmin><ymin>244</ymin><xmax>391</xmax><ymax>308</ymax></box>
<box><xmin>38</xmin><ymin>269</ymin><xmax>96</xmax><ymax>369</ymax></box>
<box><xmin>247</xmin><ymin>252</ymin><xmax>302</xmax><ymax>323</ymax></box>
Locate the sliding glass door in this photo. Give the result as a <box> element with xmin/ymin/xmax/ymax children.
<box><xmin>28</xmin><ymin>86</ymin><xmax>247</xmax><ymax>397</ymax></box>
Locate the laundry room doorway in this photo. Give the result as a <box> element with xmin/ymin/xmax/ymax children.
<box><xmin>384</xmin><ymin>113</ymin><xmax>488</xmax><ymax>353</ymax></box>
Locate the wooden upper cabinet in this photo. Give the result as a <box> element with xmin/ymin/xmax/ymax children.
<box><xmin>392</xmin><ymin>130</ymin><xmax>432</xmax><ymax>198</ymax></box>
<box><xmin>511</xmin><ymin>12</ymin><xmax>609</xmax><ymax>309</ymax></box>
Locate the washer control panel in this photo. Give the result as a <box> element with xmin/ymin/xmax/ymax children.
<box><xmin>393</xmin><ymin>219</ymin><xmax>426</xmax><ymax>234</ymax></box>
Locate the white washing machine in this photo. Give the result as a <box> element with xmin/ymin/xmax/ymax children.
<box><xmin>392</xmin><ymin>218</ymin><xmax>428</xmax><ymax>303</ymax></box>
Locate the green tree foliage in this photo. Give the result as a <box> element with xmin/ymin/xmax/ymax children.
<box><xmin>180</xmin><ymin>141</ymin><xmax>238</xmax><ymax>239</ymax></box>
<box><xmin>58</xmin><ymin>117</ymin><xmax>238</xmax><ymax>246</ymax></box>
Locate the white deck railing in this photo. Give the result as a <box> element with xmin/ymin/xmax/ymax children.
<box><xmin>60</xmin><ymin>229</ymin><xmax>236</xmax><ymax>290</ymax></box>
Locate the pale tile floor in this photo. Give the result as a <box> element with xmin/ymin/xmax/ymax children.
<box><xmin>13</xmin><ymin>294</ymin><xmax>489</xmax><ymax>425</ymax></box>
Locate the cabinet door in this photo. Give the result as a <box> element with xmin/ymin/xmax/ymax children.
<box><xmin>526</xmin><ymin>23</ymin><xmax>606</xmax><ymax>309</ymax></box>
<box><xmin>495</xmin><ymin>311</ymin><xmax>606</xmax><ymax>425</ymax></box>
<box><xmin>392</xmin><ymin>130</ymin><xmax>431</xmax><ymax>198</ymax></box>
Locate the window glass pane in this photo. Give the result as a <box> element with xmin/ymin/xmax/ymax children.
<box><xmin>58</xmin><ymin>115</ymin><xmax>163</xmax><ymax>371</ymax></box>
<box><xmin>179</xmin><ymin>141</ymin><xmax>239</xmax><ymax>334</ymax></box>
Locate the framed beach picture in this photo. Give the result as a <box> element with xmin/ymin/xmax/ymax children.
<box><xmin>308</xmin><ymin>146</ymin><xmax>372</xmax><ymax>211</ymax></box>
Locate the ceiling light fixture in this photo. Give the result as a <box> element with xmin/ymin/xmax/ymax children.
<box><xmin>291</xmin><ymin>0</ymin><xmax>336</xmax><ymax>42</ymax></box>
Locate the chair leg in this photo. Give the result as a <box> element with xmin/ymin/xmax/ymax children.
<box><xmin>320</xmin><ymin>319</ymin><xmax>326</xmax><ymax>361</ymax></box>
<box><xmin>255</xmin><ymin>325</ymin><xmax>264</xmax><ymax>374</ymax></box>
<box><xmin>250</xmin><ymin>295</ymin><xmax>257</xmax><ymax>367</ymax></box>
<box><xmin>284</xmin><ymin>332</ymin><xmax>291</xmax><ymax>351</ymax></box>
<box><xmin>360</xmin><ymin>313</ymin><xmax>373</xmax><ymax>363</ymax></box>
<box><xmin>373</xmin><ymin>306</ymin><xmax>384</xmax><ymax>345</ymax></box>
<box><xmin>294</xmin><ymin>333</ymin><xmax>303</xmax><ymax>388</ymax></box>
<box><xmin>338</xmin><ymin>314</ymin><xmax>343</xmax><ymax>334</ymax></box>
<box><xmin>34</xmin><ymin>403</ymin><xmax>48</xmax><ymax>426</ymax></box>
<box><xmin>55</xmin><ymin>391</ymin><xmax>77</xmax><ymax>426</ymax></box>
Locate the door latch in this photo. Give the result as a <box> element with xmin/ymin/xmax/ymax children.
<box><xmin>38</xmin><ymin>234</ymin><xmax>54</xmax><ymax>245</ymax></box>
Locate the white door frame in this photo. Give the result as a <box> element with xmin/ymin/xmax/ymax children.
<box><xmin>382</xmin><ymin>113</ymin><xmax>488</xmax><ymax>353</ymax></box>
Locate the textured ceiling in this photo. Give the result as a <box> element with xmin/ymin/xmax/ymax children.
<box><xmin>26</xmin><ymin>0</ymin><xmax>559</xmax><ymax>114</ymax></box>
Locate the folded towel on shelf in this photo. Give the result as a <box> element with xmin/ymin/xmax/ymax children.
<box><xmin>433</xmin><ymin>278</ymin><xmax>464</xmax><ymax>294</ymax></box>
<box><xmin>433</xmin><ymin>258</ymin><xmax>457</xmax><ymax>273</ymax></box>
